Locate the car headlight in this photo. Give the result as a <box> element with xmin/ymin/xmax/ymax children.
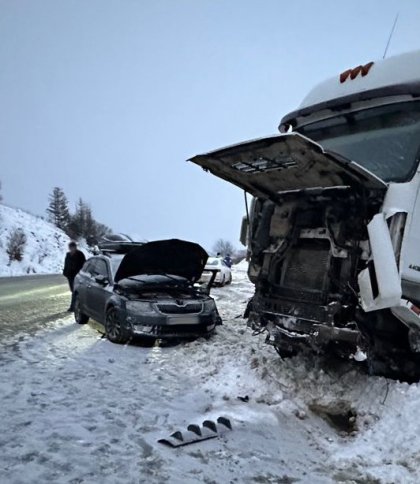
<box><xmin>203</xmin><ymin>299</ymin><xmax>216</xmax><ymax>312</ymax></box>
<box><xmin>126</xmin><ymin>301</ymin><xmax>156</xmax><ymax>315</ymax></box>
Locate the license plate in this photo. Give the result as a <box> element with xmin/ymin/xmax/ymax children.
<box><xmin>167</xmin><ymin>316</ymin><xmax>199</xmax><ymax>325</ymax></box>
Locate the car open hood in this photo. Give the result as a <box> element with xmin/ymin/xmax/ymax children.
<box><xmin>114</xmin><ymin>239</ymin><xmax>208</xmax><ymax>283</ymax></box>
<box><xmin>189</xmin><ymin>133</ymin><xmax>386</xmax><ymax>199</ymax></box>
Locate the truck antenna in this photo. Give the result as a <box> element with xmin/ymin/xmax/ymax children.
<box><xmin>383</xmin><ymin>12</ymin><xmax>399</xmax><ymax>59</ymax></box>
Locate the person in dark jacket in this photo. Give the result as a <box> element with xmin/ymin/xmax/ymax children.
<box><xmin>223</xmin><ymin>254</ymin><xmax>233</xmax><ymax>268</ymax></box>
<box><xmin>63</xmin><ymin>241</ymin><xmax>86</xmax><ymax>312</ymax></box>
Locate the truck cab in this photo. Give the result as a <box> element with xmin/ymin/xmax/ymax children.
<box><xmin>190</xmin><ymin>50</ymin><xmax>420</xmax><ymax>379</ymax></box>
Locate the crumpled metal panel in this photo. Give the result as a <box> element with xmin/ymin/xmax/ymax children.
<box><xmin>158</xmin><ymin>417</ymin><xmax>232</xmax><ymax>448</ymax></box>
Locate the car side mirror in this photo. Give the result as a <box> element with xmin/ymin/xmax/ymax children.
<box><xmin>95</xmin><ymin>274</ymin><xmax>109</xmax><ymax>286</ymax></box>
<box><xmin>240</xmin><ymin>215</ymin><xmax>248</xmax><ymax>247</ymax></box>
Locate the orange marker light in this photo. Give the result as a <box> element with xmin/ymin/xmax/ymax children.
<box><xmin>339</xmin><ymin>61</ymin><xmax>374</xmax><ymax>83</ymax></box>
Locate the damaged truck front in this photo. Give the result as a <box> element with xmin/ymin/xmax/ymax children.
<box><xmin>190</xmin><ymin>50</ymin><xmax>420</xmax><ymax>379</ymax></box>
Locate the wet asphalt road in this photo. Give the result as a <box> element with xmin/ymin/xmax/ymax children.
<box><xmin>0</xmin><ymin>274</ymin><xmax>71</xmax><ymax>342</ymax></box>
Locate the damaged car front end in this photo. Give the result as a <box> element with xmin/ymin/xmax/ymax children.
<box><xmin>74</xmin><ymin>239</ymin><xmax>222</xmax><ymax>344</ymax></box>
<box><xmin>112</xmin><ymin>274</ymin><xmax>221</xmax><ymax>340</ymax></box>
<box><xmin>109</xmin><ymin>239</ymin><xmax>222</xmax><ymax>341</ymax></box>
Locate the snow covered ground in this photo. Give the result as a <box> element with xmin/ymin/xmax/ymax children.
<box><xmin>1</xmin><ymin>262</ymin><xmax>420</xmax><ymax>483</ymax></box>
<box><xmin>0</xmin><ymin>204</ymin><xmax>70</xmax><ymax>276</ymax></box>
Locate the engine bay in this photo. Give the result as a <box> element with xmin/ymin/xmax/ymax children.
<box><xmin>246</xmin><ymin>187</ymin><xmax>385</xmax><ymax>357</ymax></box>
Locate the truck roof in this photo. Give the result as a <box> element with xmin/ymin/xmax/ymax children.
<box><xmin>280</xmin><ymin>49</ymin><xmax>420</xmax><ymax>131</ymax></box>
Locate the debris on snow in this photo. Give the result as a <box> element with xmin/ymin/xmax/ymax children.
<box><xmin>352</xmin><ymin>347</ymin><xmax>368</xmax><ymax>362</ymax></box>
<box><xmin>158</xmin><ymin>417</ymin><xmax>232</xmax><ymax>448</ymax></box>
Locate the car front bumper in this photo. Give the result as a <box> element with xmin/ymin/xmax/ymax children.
<box><xmin>125</xmin><ymin>312</ymin><xmax>221</xmax><ymax>339</ymax></box>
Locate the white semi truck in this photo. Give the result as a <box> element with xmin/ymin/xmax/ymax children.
<box><xmin>190</xmin><ymin>50</ymin><xmax>420</xmax><ymax>379</ymax></box>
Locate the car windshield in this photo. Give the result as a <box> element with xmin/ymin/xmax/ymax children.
<box><xmin>206</xmin><ymin>258</ymin><xmax>220</xmax><ymax>266</ymax></box>
<box><xmin>298</xmin><ymin>101</ymin><xmax>420</xmax><ymax>182</ymax></box>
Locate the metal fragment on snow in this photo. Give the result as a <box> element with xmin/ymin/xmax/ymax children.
<box><xmin>158</xmin><ymin>417</ymin><xmax>232</xmax><ymax>447</ymax></box>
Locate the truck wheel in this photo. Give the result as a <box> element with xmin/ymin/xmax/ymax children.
<box><xmin>74</xmin><ymin>295</ymin><xmax>89</xmax><ymax>324</ymax></box>
<box><xmin>105</xmin><ymin>307</ymin><xmax>130</xmax><ymax>344</ymax></box>
<box><xmin>367</xmin><ymin>348</ymin><xmax>420</xmax><ymax>382</ymax></box>
<box><xmin>274</xmin><ymin>345</ymin><xmax>297</xmax><ymax>359</ymax></box>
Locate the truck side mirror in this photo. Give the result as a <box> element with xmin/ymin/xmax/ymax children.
<box><xmin>240</xmin><ymin>216</ymin><xmax>248</xmax><ymax>247</ymax></box>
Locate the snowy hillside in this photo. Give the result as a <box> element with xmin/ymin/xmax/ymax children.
<box><xmin>0</xmin><ymin>204</ymin><xmax>70</xmax><ymax>276</ymax></box>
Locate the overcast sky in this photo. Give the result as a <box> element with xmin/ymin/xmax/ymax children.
<box><xmin>0</xmin><ymin>0</ymin><xmax>419</xmax><ymax>251</ymax></box>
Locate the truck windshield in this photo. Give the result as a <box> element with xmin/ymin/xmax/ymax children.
<box><xmin>298</xmin><ymin>101</ymin><xmax>420</xmax><ymax>182</ymax></box>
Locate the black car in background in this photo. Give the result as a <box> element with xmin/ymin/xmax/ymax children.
<box><xmin>73</xmin><ymin>239</ymin><xmax>222</xmax><ymax>343</ymax></box>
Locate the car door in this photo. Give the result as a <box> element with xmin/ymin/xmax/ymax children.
<box><xmin>76</xmin><ymin>260</ymin><xmax>96</xmax><ymax>314</ymax></box>
<box><xmin>87</xmin><ymin>258</ymin><xmax>112</xmax><ymax>323</ymax></box>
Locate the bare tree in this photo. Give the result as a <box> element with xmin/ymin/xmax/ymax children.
<box><xmin>213</xmin><ymin>239</ymin><xmax>235</xmax><ymax>257</ymax></box>
<box><xmin>6</xmin><ymin>228</ymin><xmax>27</xmax><ymax>263</ymax></box>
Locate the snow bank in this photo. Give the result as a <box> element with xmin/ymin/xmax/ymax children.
<box><xmin>0</xmin><ymin>204</ymin><xmax>70</xmax><ymax>276</ymax></box>
<box><xmin>234</xmin><ymin>258</ymin><xmax>248</xmax><ymax>271</ymax></box>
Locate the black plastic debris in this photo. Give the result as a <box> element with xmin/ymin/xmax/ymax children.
<box><xmin>158</xmin><ymin>416</ymin><xmax>232</xmax><ymax>447</ymax></box>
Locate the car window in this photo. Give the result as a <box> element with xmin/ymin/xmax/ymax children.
<box><xmin>82</xmin><ymin>260</ymin><xmax>96</xmax><ymax>275</ymax></box>
<box><xmin>90</xmin><ymin>259</ymin><xmax>109</xmax><ymax>278</ymax></box>
<box><xmin>89</xmin><ymin>258</ymin><xmax>109</xmax><ymax>277</ymax></box>
<box><xmin>207</xmin><ymin>258</ymin><xmax>220</xmax><ymax>266</ymax></box>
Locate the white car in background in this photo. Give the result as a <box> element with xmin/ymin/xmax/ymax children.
<box><xmin>200</xmin><ymin>257</ymin><xmax>232</xmax><ymax>287</ymax></box>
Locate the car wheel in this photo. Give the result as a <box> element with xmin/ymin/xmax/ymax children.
<box><xmin>74</xmin><ymin>295</ymin><xmax>89</xmax><ymax>324</ymax></box>
<box><xmin>105</xmin><ymin>307</ymin><xmax>130</xmax><ymax>344</ymax></box>
<box><xmin>226</xmin><ymin>273</ymin><xmax>232</xmax><ymax>285</ymax></box>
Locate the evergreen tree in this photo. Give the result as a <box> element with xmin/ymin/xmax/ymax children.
<box><xmin>67</xmin><ymin>198</ymin><xmax>112</xmax><ymax>246</ymax></box>
<box><xmin>46</xmin><ymin>187</ymin><xmax>71</xmax><ymax>232</ymax></box>
<box><xmin>67</xmin><ymin>198</ymin><xmax>88</xmax><ymax>240</ymax></box>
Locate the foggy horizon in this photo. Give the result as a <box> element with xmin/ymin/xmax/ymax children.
<box><xmin>1</xmin><ymin>0</ymin><xmax>419</xmax><ymax>250</ymax></box>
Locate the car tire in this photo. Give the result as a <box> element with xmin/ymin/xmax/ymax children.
<box><xmin>105</xmin><ymin>307</ymin><xmax>130</xmax><ymax>344</ymax></box>
<box><xmin>74</xmin><ymin>294</ymin><xmax>89</xmax><ymax>324</ymax></box>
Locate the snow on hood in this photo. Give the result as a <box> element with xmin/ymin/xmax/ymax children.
<box><xmin>189</xmin><ymin>133</ymin><xmax>386</xmax><ymax>200</ymax></box>
<box><xmin>114</xmin><ymin>239</ymin><xmax>208</xmax><ymax>283</ymax></box>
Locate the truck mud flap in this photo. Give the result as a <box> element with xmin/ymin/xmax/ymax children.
<box><xmin>158</xmin><ymin>417</ymin><xmax>232</xmax><ymax>447</ymax></box>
